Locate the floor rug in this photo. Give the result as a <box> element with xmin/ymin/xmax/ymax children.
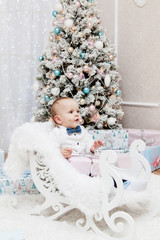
<box><xmin>0</xmin><ymin>174</ymin><xmax>160</xmax><ymax>240</ymax></box>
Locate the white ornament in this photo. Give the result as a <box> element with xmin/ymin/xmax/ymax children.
<box><xmin>104</xmin><ymin>75</ymin><xmax>111</xmax><ymax>87</ymax></box>
<box><xmin>95</xmin><ymin>40</ymin><xmax>103</xmax><ymax>50</ymax></box>
<box><xmin>51</xmin><ymin>87</ymin><xmax>60</xmax><ymax>96</ymax></box>
<box><xmin>64</xmin><ymin>19</ymin><xmax>73</xmax><ymax>28</ymax></box>
<box><xmin>55</xmin><ymin>3</ymin><xmax>63</xmax><ymax>12</ymax></box>
<box><xmin>107</xmin><ymin>117</ymin><xmax>116</xmax><ymax>126</ymax></box>
<box><xmin>33</xmin><ymin>81</ymin><xmax>39</xmax><ymax>93</ymax></box>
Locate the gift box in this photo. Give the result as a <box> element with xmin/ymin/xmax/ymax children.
<box><xmin>89</xmin><ymin>129</ymin><xmax>128</xmax><ymax>151</ymax></box>
<box><xmin>126</xmin><ymin>128</ymin><xmax>160</xmax><ymax>146</ymax></box>
<box><xmin>0</xmin><ymin>167</ymin><xmax>39</xmax><ymax>195</ymax></box>
<box><xmin>142</xmin><ymin>145</ymin><xmax>160</xmax><ymax>172</ymax></box>
<box><xmin>71</xmin><ymin>151</ymin><xmax>131</xmax><ymax>177</ymax></box>
<box><xmin>0</xmin><ymin>177</ymin><xmax>39</xmax><ymax>195</ymax></box>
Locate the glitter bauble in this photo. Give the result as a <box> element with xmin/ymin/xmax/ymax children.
<box><xmin>89</xmin><ymin>104</ymin><xmax>95</xmax><ymax>112</ymax></box>
<box><xmin>83</xmin><ymin>65</ymin><xmax>90</xmax><ymax>72</ymax></box>
<box><xmin>54</xmin><ymin>69</ymin><xmax>61</xmax><ymax>76</ymax></box>
<box><xmin>44</xmin><ymin>95</ymin><xmax>50</xmax><ymax>102</ymax></box>
<box><xmin>49</xmin><ymin>36</ymin><xmax>53</xmax><ymax>42</ymax></box>
<box><xmin>95</xmin><ymin>100</ymin><xmax>101</xmax><ymax>106</ymax></box>
<box><xmin>95</xmin><ymin>40</ymin><xmax>103</xmax><ymax>50</ymax></box>
<box><xmin>80</xmin><ymin>99</ymin><xmax>86</xmax><ymax>105</ymax></box>
<box><xmin>75</xmin><ymin>1</ymin><xmax>81</xmax><ymax>7</ymax></box>
<box><xmin>68</xmin><ymin>47</ymin><xmax>74</xmax><ymax>53</ymax></box>
<box><xmin>80</xmin><ymin>118</ymin><xmax>84</xmax><ymax>124</ymax></box>
<box><xmin>66</xmin><ymin>72</ymin><xmax>73</xmax><ymax>79</ymax></box>
<box><xmin>109</xmin><ymin>54</ymin><xmax>114</xmax><ymax>61</ymax></box>
<box><xmin>107</xmin><ymin>117</ymin><xmax>116</xmax><ymax>126</ymax></box>
<box><xmin>52</xmin><ymin>11</ymin><xmax>58</xmax><ymax>17</ymax></box>
<box><xmin>54</xmin><ymin>27</ymin><xmax>61</xmax><ymax>35</ymax></box>
<box><xmin>83</xmin><ymin>87</ymin><xmax>90</xmax><ymax>94</ymax></box>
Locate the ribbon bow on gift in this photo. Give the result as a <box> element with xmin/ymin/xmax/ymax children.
<box><xmin>66</xmin><ymin>125</ymin><xmax>82</xmax><ymax>135</ymax></box>
<box><xmin>151</xmin><ymin>148</ymin><xmax>160</xmax><ymax>169</ymax></box>
<box><xmin>151</xmin><ymin>156</ymin><xmax>160</xmax><ymax>168</ymax></box>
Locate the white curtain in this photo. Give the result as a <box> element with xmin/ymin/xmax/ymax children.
<box><xmin>0</xmin><ymin>0</ymin><xmax>56</xmax><ymax>152</ymax></box>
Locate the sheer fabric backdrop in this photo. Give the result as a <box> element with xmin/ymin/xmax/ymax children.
<box><xmin>0</xmin><ymin>0</ymin><xmax>56</xmax><ymax>152</ymax></box>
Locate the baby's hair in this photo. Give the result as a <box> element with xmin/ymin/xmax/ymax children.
<box><xmin>50</xmin><ymin>97</ymin><xmax>72</xmax><ymax>120</ymax></box>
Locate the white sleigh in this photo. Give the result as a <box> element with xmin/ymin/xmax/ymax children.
<box><xmin>5</xmin><ymin>122</ymin><xmax>152</xmax><ymax>240</ymax></box>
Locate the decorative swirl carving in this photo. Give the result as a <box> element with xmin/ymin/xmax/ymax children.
<box><xmin>134</xmin><ymin>0</ymin><xmax>148</xmax><ymax>7</ymax></box>
<box><xmin>34</xmin><ymin>152</ymin><xmax>59</xmax><ymax>194</ymax></box>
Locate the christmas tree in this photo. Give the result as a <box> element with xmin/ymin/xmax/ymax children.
<box><xmin>33</xmin><ymin>0</ymin><xmax>124</xmax><ymax>129</ymax></box>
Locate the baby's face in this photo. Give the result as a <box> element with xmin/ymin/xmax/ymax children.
<box><xmin>57</xmin><ymin>99</ymin><xmax>80</xmax><ymax>128</ymax></box>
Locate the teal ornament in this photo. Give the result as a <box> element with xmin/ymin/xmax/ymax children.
<box><xmin>80</xmin><ymin>52</ymin><xmax>86</xmax><ymax>59</ymax></box>
<box><xmin>54</xmin><ymin>27</ymin><xmax>61</xmax><ymax>35</ymax></box>
<box><xmin>54</xmin><ymin>69</ymin><xmax>61</xmax><ymax>76</ymax></box>
<box><xmin>39</xmin><ymin>56</ymin><xmax>44</xmax><ymax>62</ymax></box>
<box><xmin>83</xmin><ymin>87</ymin><xmax>90</xmax><ymax>94</ymax></box>
<box><xmin>116</xmin><ymin>89</ymin><xmax>122</xmax><ymax>96</ymax></box>
<box><xmin>52</xmin><ymin>11</ymin><xmax>58</xmax><ymax>17</ymax></box>
<box><xmin>98</xmin><ymin>32</ymin><xmax>103</xmax><ymax>37</ymax></box>
<box><xmin>44</xmin><ymin>95</ymin><xmax>50</xmax><ymax>102</ymax></box>
<box><xmin>88</xmin><ymin>0</ymin><xmax>94</xmax><ymax>2</ymax></box>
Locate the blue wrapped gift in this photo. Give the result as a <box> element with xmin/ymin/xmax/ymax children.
<box><xmin>143</xmin><ymin>146</ymin><xmax>160</xmax><ymax>172</ymax></box>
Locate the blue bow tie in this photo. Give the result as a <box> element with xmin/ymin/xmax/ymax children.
<box><xmin>66</xmin><ymin>125</ymin><xmax>82</xmax><ymax>135</ymax></box>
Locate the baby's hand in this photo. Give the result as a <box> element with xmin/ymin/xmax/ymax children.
<box><xmin>90</xmin><ymin>140</ymin><xmax>104</xmax><ymax>154</ymax></box>
<box><xmin>61</xmin><ymin>148</ymin><xmax>72</xmax><ymax>159</ymax></box>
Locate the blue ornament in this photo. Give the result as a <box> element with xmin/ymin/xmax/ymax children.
<box><xmin>83</xmin><ymin>87</ymin><xmax>90</xmax><ymax>94</ymax></box>
<box><xmin>52</xmin><ymin>11</ymin><xmax>58</xmax><ymax>17</ymax></box>
<box><xmin>39</xmin><ymin>56</ymin><xmax>44</xmax><ymax>62</ymax></box>
<box><xmin>98</xmin><ymin>32</ymin><xmax>103</xmax><ymax>37</ymax></box>
<box><xmin>54</xmin><ymin>27</ymin><xmax>61</xmax><ymax>35</ymax></box>
<box><xmin>54</xmin><ymin>69</ymin><xmax>61</xmax><ymax>76</ymax></box>
<box><xmin>44</xmin><ymin>95</ymin><xmax>50</xmax><ymax>102</ymax></box>
<box><xmin>80</xmin><ymin>52</ymin><xmax>86</xmax><ymax>59</ymax></box>
<box><xmin>116</xmin><ymin>89</ymin><xmax>122</xmax><ymax>96</ymax></box>
<box><xmin>88</xmin><ymin>0</ymin><xmax>94</xmax><ymax>2</ymax></box>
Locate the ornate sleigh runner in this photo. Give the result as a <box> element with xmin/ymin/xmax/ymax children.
<box><xmin>5</xmin><ymin>122</ymin><xmax>152</xmax><ymax>240</ymax></box>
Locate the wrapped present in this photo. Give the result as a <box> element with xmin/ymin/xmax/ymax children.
<box><xmin>0</xmin><ymin>176</ymin><xmax>39</xmax><ymax>195</ymax></box>
<box><xmin>0</xmin><ymin>166</ymin><xmax>39</xmax><ymax>195</ymax></box>
<box><xmin>89</xmin><ymin>129</ymin><xmax>128</xmax><ymax>150</ymax></box>
<box><xmin>126</xmin><ymin>128</ymin><xmax>160</xmax><ymax>146</ymax></box>
<box><xmin>0</xmin><ymin>149</ymin><xmax>4</xmax><ymax>164</ymax></box>
<box><xmin>71</xmin><ymin>151</ymin><xmax>131</xmax><ymax>177</ymax></box>
<box><xmin>142</xmin><ymin>145</ymin><xmax>160</xmax><ymax>172</ymax></box>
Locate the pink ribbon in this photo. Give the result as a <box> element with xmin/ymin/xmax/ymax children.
<box><xmin>150</xmin><ymin>149</ymin><xmax>160</xmax><ymax>168</ymax></box>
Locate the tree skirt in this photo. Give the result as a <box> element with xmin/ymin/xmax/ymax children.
<box><xmin>0</xmin><ymin>174</ymin><xmax>160</xmax><ymax>240</ymax></box>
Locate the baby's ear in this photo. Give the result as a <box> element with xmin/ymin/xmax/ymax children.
<box><xmin>54</xmin><ymin>115</ymin><xmax>62</xmax><ymax>125</ymax></box>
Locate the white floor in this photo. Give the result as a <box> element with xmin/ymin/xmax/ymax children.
<box><xmin>0</xmin><ymin>174</ymin><xmax>160</xmax><ymax>240</ymax></box>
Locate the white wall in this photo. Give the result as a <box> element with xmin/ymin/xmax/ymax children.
<box><xmin>98</xmin><ymin>0</ymin><xmax>160</xmax><ymax>130</ymax></box>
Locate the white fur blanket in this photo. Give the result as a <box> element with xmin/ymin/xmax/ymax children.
<box><xmin>5</xmin><ymin>122</ymin><xmax>105</xmax><ymax>215</ymax></box>
<box><xmin>4</xmin><ymin>122</ymin><xmax>154</xmax><ymax>215</ymax></box>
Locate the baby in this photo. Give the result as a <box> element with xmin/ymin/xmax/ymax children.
<box><xmin>50</xmin><ymin>97</ymin><xmax>104</xmax><ymax>159</ymax></box>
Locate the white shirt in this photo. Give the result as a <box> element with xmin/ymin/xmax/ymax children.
<box><xmin>50</xmin><ymin>125</ymin><xmax>94</xmax><ymax>154</ymax></box>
